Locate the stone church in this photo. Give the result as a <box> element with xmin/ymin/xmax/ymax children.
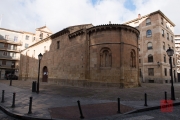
<box><xmin>19</xmin><ymin>24</ymin><xmax>140</xmax><ymax>88</ymax></box>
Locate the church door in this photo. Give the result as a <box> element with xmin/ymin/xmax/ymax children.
<box><xmin>42</xmin><ymin>66</ymin><xmax>48</xmax><ymax>82</ymax></box>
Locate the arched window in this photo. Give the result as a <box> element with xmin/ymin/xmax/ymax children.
<box><xmin>130</xmin><ymin>49</ymin><xmax>136</xmax><ymax>67</ymax></box>
<box><xmin>100</xmin><ymin>48</ymin><xmax>112</xmax><ymax>67</ymax></box>
<box><xmin>146</xmin><ymin>18</ymin><xmax>151</xmax><ymax>25</ymax></box>
<box><xmin>146</xmin><ymin>30</ymin><xmax>152</xmax><ymax>37</ymax></box>
<box><xmin>147</xmin><ymin>42</ymin><xmax>153</xmax><ymax>50</ymax></box>
<box><xmin>148</xmin><ymin>54</ymin><xmax>153</xmax><ymax>62</ymax></box>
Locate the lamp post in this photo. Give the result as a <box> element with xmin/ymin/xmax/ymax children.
<box><xmin>166</xmin><ymin>47</ymin><xmax>175</xmax><ymax>100</ymax></box>
<box><xmin>36</xmin><ymin>53</ymin><xmax>43</xmax><ymax>94</ymax></box>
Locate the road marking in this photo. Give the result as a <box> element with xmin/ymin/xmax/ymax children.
<box><xmin>122</xmin><ymin>115</ymin><xmax>154</xmax><ymax>120</ymax></box>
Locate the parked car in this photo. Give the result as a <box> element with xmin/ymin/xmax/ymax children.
<box><xmin>6</xmin><ymin>74</ymin><xmax>18</xmax><ymax>80</ymax></box>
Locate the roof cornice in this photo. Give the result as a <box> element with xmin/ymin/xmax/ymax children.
<box><xmin>124</xmin><ymin>10</ymin><xmax>175</xmax><ymax>27</ymax></box>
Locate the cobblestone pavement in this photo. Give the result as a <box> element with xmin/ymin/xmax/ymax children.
<box><xmin>0</xmin><ymin>80</ymin><xmax>180</xmax><ymax>119</ymax></box>
<box><xmin>1</xmin><ymin>80</ymin><xmax>180</xmax><ymax>101</ymax></box>
<box><xmin>97</xmin><ymin>105</ymin><xmax>180</xmax><ymax>120</ymax></box>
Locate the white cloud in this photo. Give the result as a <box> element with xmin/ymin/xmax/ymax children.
<box><xmin>0</xmin><ymin>0</ymin><xmax>180</xmax><ymax>34</ymax></box>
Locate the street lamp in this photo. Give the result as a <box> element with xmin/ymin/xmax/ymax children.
<box><xmin>36</xmin><ymin>53</ymin><xmax>43</xmax><ymax>94</ymax></box>
<box><xmin>166</xmin><ymin>47</ymin><xmax>175</xmax><ymax>100</ymax></box>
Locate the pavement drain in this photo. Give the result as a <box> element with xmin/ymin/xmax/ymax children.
<box><xmin>48</xmin><ymin>102</ymin><xmax>135</xmax><ymax>119</ymax></box>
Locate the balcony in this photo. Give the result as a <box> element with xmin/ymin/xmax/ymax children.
<box><xmin>0</xmin><ymin>56</ymin><xmax>20</xmax><ymax>61</ymax></box>
<box><xmin>0</xmin><ymin>47</ymin><xmax>21</xmax><ymax>52</ymax></box>
<box><xmin>0</xmin><ymin>39</ymin><xmax>22</xmax><ymax>46</ymax></box>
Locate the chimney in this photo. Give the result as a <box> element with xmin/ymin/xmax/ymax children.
<box><xmin>109</xmin><ymin>21</ymin><xmax>111</xmax><ymax>24</ymax></box>
<box><xmin>138</xmin><ymin>14</ymin><xmax>141</xmax><ymax>19</ymax></box>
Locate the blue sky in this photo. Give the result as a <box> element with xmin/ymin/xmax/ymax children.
<box><xmin>124</xmin><ymin>0</ymin><xmax>136</xmax><ymax>11</ymax></box>
<box><xmin>0</xmin><ymin>0</ymin><xmax>180</xmax><ymax>34</ymax></box>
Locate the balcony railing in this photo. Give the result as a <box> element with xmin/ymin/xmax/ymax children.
<box><xmin>0</xmin><ymin>56</ymin><xmax>20</xmax><ymax>60</ymax></box>
<box><xmin>0</xmin><ymin>39</ymin><xmax>22</xmax><ymax>46</ymax></box>
<box><xmin>0</xmin><ymin>47</ymin><xmax>21</xmax><ymax>52</ymax></box>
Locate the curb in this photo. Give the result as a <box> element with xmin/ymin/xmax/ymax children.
<box><xmin>124</xmin><ymin>101</ymin><xmax>180</xmax><ymax>114</ymax></box>
<box><xmin>0</xmin><ymin>104</ymin><xmax>56</xmax><ymax>120</ymax></box>
<box><xmin>1</xmin><ymin>101</ymin><xmax>180</xmax><ymax>120</ymax></box>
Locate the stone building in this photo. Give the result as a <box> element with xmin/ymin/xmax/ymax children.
<box><xmin>124</xmin><ymin>10</ymin><xmax>177</xmax><ymax>83</ymax></box>
<box><xmin>19</xmin><ymin>24</ymin><xmax>140</xmax><ymax>88</ymax></box>
<box><xmin>0</xmin><ymin>26</ymin><xmax>52</xmax><ymax>79</ymax></box>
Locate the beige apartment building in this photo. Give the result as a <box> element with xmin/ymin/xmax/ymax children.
<box><xmin>0</xmin><ymin>26</ymin><xmax>52</xmax><ymax>79</ymax></box>
<box><xmin>175</xmin><ymin>35</ymin><xmax>180</xmax><ymax>77</ymax></box>
<box><xmin>124</xmin><ymin>10</ymin><xmax>177</xmax><ymax>83</ymax></box>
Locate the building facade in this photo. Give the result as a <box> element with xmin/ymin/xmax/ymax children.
<box><xmin>0</xmin><ymin>26</ymin><xmax>52</xmax><ymax>79</ymax></box>
<box><xmin>19</xmin><ymin>24</ymin><xmax>140</xmax><ymax>88</ymax></box>
<box><xmin>175</xmin><ymin>35</ymin><xmax>180</xmax><ymax>73</ymax></box>
<box><xmin>124</xmin><ymin>10</ymin><xmax>177</xmax><ymax>83</ymax></box>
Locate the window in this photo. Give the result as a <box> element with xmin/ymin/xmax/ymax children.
<box><xmin>148</xmin><ymin>68</ymin><xmax>154</xmax><ymax>76</ymax></box>
<box><xmin>11</xmin><ymin>53</ymin><xmax>15</xmax><ymax>57</ymax></box>
<box><xmin>161</xmin><ymin>18</ymin><xmax>163</xmax><ymax>25</ymax></box>
<box><xmin>57</xmin><ymin>41</ymin><xmax>60</xmax><ymax>49</ymax></box>
<box><xmin>164</xmin><ymin>68</ymin><xmax>167</xmax><ymax>76</ymax></box>
<box><xmin>32</xmin><ymin>37</ymin><xmax>35</xmax><ymax>41</ymax></box>
<box><xmin>148</xmin><ymin>54</ymin><xmax>153</xmax><ymax>62</ymax></box>
<box><xmin>14</xmin><ymin>45</ymin><xmax>17</xmax><ymax>50</ymax></box>
<box><xmin>167</xmin><ymin>33</ymin><xmax>169</xmax><ymax>40</ymax></box>
<box><xmin>146</xmin><ymin>18</ymin><xmax>151</xmax><ymax>25</ymax></box>
<box><xmin>164</xmin><ymin>55</ymin><xmax>166</xmax><ymax>63</ymax></box>
<box><xmin>40</xmin><ymin>33</ymin><xmax>43</xmax><ymax>39</ymax></box>
<box><xmin>163</xmin><ymin>42</ymin><xmax>165</xmax><ymax>50</ymax></box>
<box><xmin>166</xmin><ymin>22</ymin><xmax>168</xmax><ymax>29</ymax></box>
<box><xmin>44</xmin><ymin>46</ymin><xmax>46</xmax><ymax>53</ymax></box>
<box><xmin>3</xmin><ymin>52</ymin><xmax>7</xmax><ymax>56</ymax></box>
<box><xmin>25</xmin><ymin>43</ymin><xmax>29</xmax><ymax>48</ymax></box>
<box><xmin>168</xmin><ymin>44</ymin><xmax>170</xmax><ymax>48</ymax></box>
<box><xmin>146</xmin><ymin>30</ymin><xmax>152</xmax><ymax>37</ymax></box>
<box><xmin>130</xmin><ymin>50</ymin><xmax>136</xmax><ymax>67</ymax></box>
<box><xmin>26</xmin><ymin>35</ymin><xmax>29</xmax><ymax>40</ymax></box>
<box><xmin>4</xmin><ymin>43</ymin><xmax>8</xmax><ymax>48</ymax></box>
<box><xmin>162</xmin><ymin>29</ymin><xmax>164</xmax><ymax>37</ymax></box>
<box><xmin>14</xmin><ymin>36</ymin><xmax>18</xmax><ymax>42</ymax></box>
<box><xmin>139</xmin><ymin>59</ymin><xmax>141</xmax><ymax>63</ymax></box>
<box><xmin>2</xmin><ymin>60</ymin><xmax>6</xmax><ymax>65</ymax></box>
<box><xmin>100</xmin><ymin>48</ymin><xmax>112</xmax><ymax>67</ymax></box>
<box><xmin>138</xmin><ymin>44</ymin><xmax>140</xmax><ymax>51</ymax></box>
<box><xmin>5</xmin><ymin>35</ymin><xmax>9</xmax><ymax>40</ymax></box>
<box><xmin>147</xmin><ymin>42</ymin><xmax>153</xmax><ymax>50</ymax></box>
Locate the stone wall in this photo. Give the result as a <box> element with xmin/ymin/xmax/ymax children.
<box><xmin>20</xmin><ymin>24</ymin><xmax>140</xmax><ymax>88</ymax></box>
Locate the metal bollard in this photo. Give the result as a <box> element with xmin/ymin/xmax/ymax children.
<box><xmin>1</xmin><ymin>90</ymin><xmax>4</xmax><ymax>103</ymax></box>
<box><xmin>117</xmin><ymin>98</ymin><xmax>121</xmax><ymax>113</ymax></box>
<box><xmin>28</xmin><ymin>97</ymin><xmax>33</xmax><ymax>114</ymax></box>
<box><xmin>165</xmin><ymin>91</ymin><xmax>167</xmax><ymax>103</ymax></box>
<box><xmin>77</xmin><ymin>100</ymin><xmax>84</xmax><ymax>119</ymax></box>
<box><xmin>144</xmin><ymin>93</ymin><xmax>147</xmax><ymax>106</ymax></box>
<box><xmin>11</xmin><ymin>93</ymin><xmax>16</xmax><ymax>108</ymax></box>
